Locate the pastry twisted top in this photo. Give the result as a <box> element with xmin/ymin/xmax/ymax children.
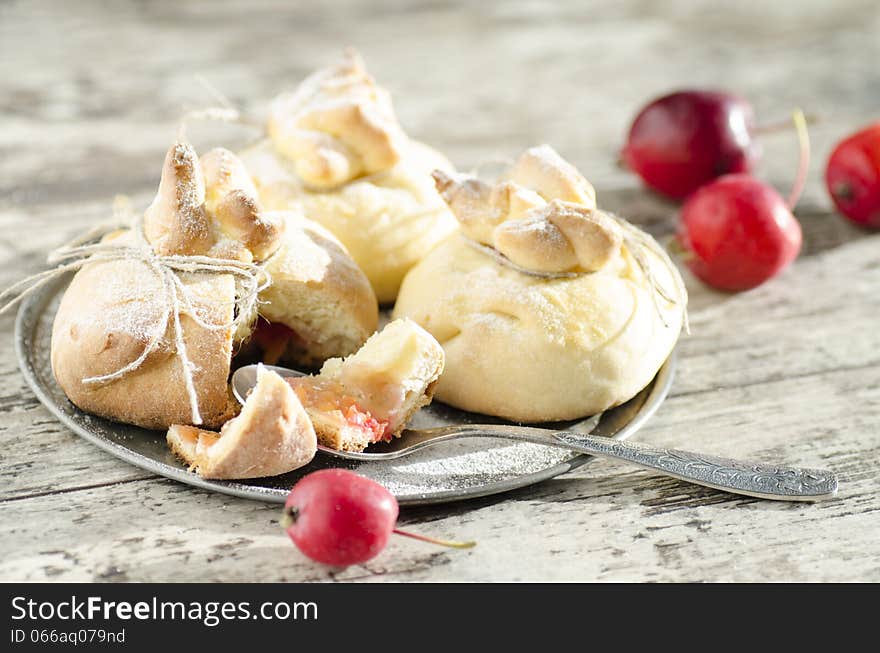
<box><xmin>144</xmin><ymin>142</ymin><xmax>285</xmax><ymax>262</ymax></box>
<box><xmin>267</xmin><ymin>49</ymin><xmax>407</xmax><ymax>190</ymax></box>
<box><xmin>433</xmin><ymin>145</ymin><xmax>621</xmax><ymax>274</ymax></box>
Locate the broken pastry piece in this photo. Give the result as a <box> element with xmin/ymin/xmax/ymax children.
<box><xmin>167</xmin><ymin>367</ymin><xmax>316</xmax><ymax>479</ymax></box>
<box><xmin>286</xmin><ymin>319</ymin><xmax>445</xmax><ymax>452</ymax></box>
<box><xmin>394</xmin><ymin>145</ymin><xmax>686</xmax><ymax>423</ymax></box>
<box><xmin>239</xmin><ymin>50</ymin><xmax>458</xmax><ymax>303</ymax></box>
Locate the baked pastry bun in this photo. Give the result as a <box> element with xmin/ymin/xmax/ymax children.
<box><xmin>287</xmin><ymin>318</ymin><xmax>445</xmax><ymax>452</ymax></box>
<box><xmin>239</xmin><ymin>50</ymin><xmax>458</xmax><ymax>303</ymax></box>
<box><xmin>167</xmin><ymin>366</ymin><xmax>316</xmax><ymax>479</ymax></box>
<box><xmin>393</xmin><ymin>146</ymin><xmax>686</xmax><ymax>422</ymax></box>
<box><xmin>51</xmin><ymin>243</ymin><xmax>239</xmax><ymax>429</ymax></box>
<box><xmin>51</xmin><ymin>141</ymin><xmax>377</xmax><ymax>430</ymax></box>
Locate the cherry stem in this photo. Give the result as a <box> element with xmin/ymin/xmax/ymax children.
<box><xmin>665</xmin><ymin>235</ymin><xmax>695</xmax><ymax>263</ymax></box>
<box><xmin>755</xmin><ymin>112</ymin><xmax>820</xmax><ymax>134</ymax></box>
<box><xmin>393</xmin><ymin>528</ymin><xmax>476</xmax><ymax>550</ymax></box>
<box><xmin>832</xmin><ymin>182</ymin><xmax>854</xmax><ymax>202</ymax></box>
<box><xmin>280</xmin><ymin>506</ymin><xmax>299</xmax><ymax>530</ymax></box>
<box><xmin>786</xmin><ymin>108</ymin><xmax>810</xmax><ymax>210</ymax></box>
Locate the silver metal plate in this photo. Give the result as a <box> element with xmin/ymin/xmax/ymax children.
<box><xmin>15</xmin><ymin>272</ymin><xmax>675</xmax><ymax>505</ymax></box>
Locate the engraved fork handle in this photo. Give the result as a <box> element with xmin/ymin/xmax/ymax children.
<box><xmin>456</xmin><ymin>426</ymin><xmax>839</xmax><ymax>501</ymax></box>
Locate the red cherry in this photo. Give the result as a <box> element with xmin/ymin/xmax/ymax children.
<box><xmin>281</xmin><ymin>469</ymin><xmax>475</xmax><ymax>567</ymax></box>
<box><xmin>675</xmin><ymin>109</ymin><xmax>809</xmax><ymax>292</ymax></box>
<box><xmin>677</xmin><ymin>175</ymin><xmax>802</xmax><ymax>291</ymax></box>
<box><xmin>283</xmin><ymin>469</ymin><xmax>398</xmax><ymax>566</ymax></box>
<box><xmin>622</xmin><ymin>90</ymin><xmax>760</xmax><ymax>200</ymax></box>
<box><xmin>825</xmin><ymin>122</ymin><xmax>880</xmax><ymax>229</ymax></box>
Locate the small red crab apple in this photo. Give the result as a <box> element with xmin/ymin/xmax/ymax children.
<box><xmin>675</xmin><ymin>110</ymin><xmax>809</xmax><ymax>292</ymax></box>
<box><xmin>825</xmin><ymin>122</ymin><xmax>880</xmax><ymax>229</ymax></box>
<box><xmin>622</xmin><ymin>90</ymin><xmax>761</xmax><ymax>200</ymax></box>
<box><xmin>281</xmin><ymin>468</ymin><xmax>475</xmax><ymax>567</ymax></box>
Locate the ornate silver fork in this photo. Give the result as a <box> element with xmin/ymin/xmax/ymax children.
<box><xmin>232</xmin><ymin>364</ymin><xmax>839</xmax><ymax>502</ymax></box>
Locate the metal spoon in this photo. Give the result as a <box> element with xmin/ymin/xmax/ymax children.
<box><xmin>232</xmin><ymin>363</ymin><xmax>839</xmax><ymax>502</ymax></box>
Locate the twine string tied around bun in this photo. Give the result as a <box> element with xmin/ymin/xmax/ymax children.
<box><xmin>462</xmin><ymin>212</ymin><xmax>690</xmax><ymax>333</ymax></box>
<box><xmin>0</xmin><ymin>203</ymin><xmax>272</xmax><ymax>425</ymax></box>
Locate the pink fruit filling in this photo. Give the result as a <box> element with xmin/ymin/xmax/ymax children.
<box><xmin>287</xmin><ymin>378</ymin><xmax>391</xmax><ymax>444</ymax></box>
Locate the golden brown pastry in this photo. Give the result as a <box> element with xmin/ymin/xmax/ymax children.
<box><xmin>393</xmin><ymin>146</ymin><xmax>686</xmax><ymax>422</ymax></box>
<box><xmin>239</xmin><ymin>50</ymin><xmax>458</xmax><ymax>303</ymax></box>
<box><xmin>430</xmin><ymin>145</ymin><xmax>620</xmax><ymax>275</ymax></box>
<box><xmin>51</xmin><ymin>247</ymin><xmax>238</xmax><ymax>429</ymax></box>
<box><xmin>143</xmin><ymin>143</ymin><xmax>284</xmax><ymax>262</ymax></box>
<box><xmin>167</xmin><ymin>366</ymin><xmax>316</xmax><ymax>479</ymax></box>
<box><xmin>256</xmin><ymin>214</ymin><xmax>379</xmax><ymax>367</ymax></box>
<box><xmin>51</xmin><ymin>141</ymin><xmax>377</xmax><ymax>430</ymax></box>
<box><xmin>287</xmin><ymin>318</ymin><xmax>445</xmax><ymax>452</ymax></box>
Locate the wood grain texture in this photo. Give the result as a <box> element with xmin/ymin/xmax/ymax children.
<box><xmin>1</xmin><ymin>0</ymin><xmax>879</xmax><ymax>582</ymax></box>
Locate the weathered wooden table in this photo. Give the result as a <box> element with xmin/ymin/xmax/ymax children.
<box><xmin>2</xmin><ymin>0</ymin><xmax>878</xmax><ymax>582</ymax></box>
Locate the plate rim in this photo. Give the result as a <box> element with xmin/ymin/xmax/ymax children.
<box><xmin>14</xmin><ymin>272</ymin><xmax>675</xmax><ymax>506</ymax></box>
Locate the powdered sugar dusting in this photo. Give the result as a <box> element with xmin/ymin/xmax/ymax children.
<box><xmin>267</xmin><ymin>49</ymin><xmax>406</xmax><ymax>187</ymax></box>
<box><xmin>78</xmin><ymin>260</ymin><xmax>166</xmax><ymax>337</ymax></box>
<box><xmin>361</xmin><ymin>438</ymin><xmax>573</xmax><ymax>496</ymax></box>
<box><xmin>512</xmin><ymin>144</ymin><xmax>595</xmax><ymax>204</ymax></box>
<box><xmin>169</xmin><ymin>142</ymin><xmax>209</xmax><ymax>241</ymax></box>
